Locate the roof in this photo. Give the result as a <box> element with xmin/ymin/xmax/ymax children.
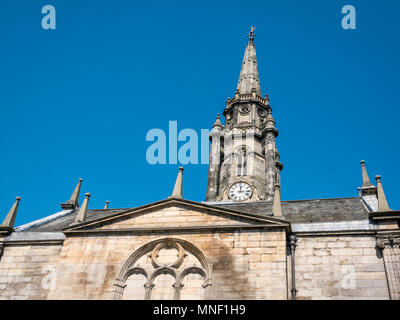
<box><xmin>17</xmin><ymin>209</ymin><xmax>128</xmax><ymax>232</ymax></box>
<box><xmin>16</xmin><ymin>197</ymin><xmax>367</xmax><ymax>233</ymax></box>
<box><xmin>215</xmin><ymin>197</ymin><xmax>368</xmax><ymax>224</ymax></box>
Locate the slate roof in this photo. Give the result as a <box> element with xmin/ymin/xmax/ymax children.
<box><xmin>215</xmin><ymin>197</ymin><xmax>368</xmax><ymax>224</ymax></box>
<box><xmin>17</xmin><ymin>209</ymin><xmax>128</xmax><ymax>233</ymax></box>
<box><xmin>16</xmin><ymin>197</ymin><xmax>367</xmax><ymax>233</ymax></box>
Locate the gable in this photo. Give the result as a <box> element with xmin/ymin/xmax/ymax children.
<box><xmin>95</xmin><ymin>205</ymin><xmax>257</xmax><ymax>230</ymax></box>
<box><xmin>63</xmin><ymin>198</ymin><xmax>289</xmax><ymax>232</ymax></box>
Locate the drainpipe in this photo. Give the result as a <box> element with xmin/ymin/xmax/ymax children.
<box><xmin>0</xmin><ymin>243</ymin><xmax>4</xmax><ymax>258</ymax></box>
<box><xmin>289</xmin><ymin>235</ymin><xmax>297</xmax><ymax>300</ymax></box>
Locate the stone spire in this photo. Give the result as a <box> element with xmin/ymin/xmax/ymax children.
<box><xmin>0</xmin><ymin>197</ymin><xmax>21</xmax><ymax>229</ymax></box>
<box><xmin>104</xmin><ymin>200</ymin><xmax>109</xmax><ymax>210</ymax></box>
<box><xmin>73</xmin><ymin>193</ymin><xmax>91</xmax><ymax>224</ymax></box>
<box><xmin>61</xmin><ymin>178</ymin><xmax>83</xmax><ymax>210</ymax></box>
<box><xmin>361</xmin><ymin>160</ymin><xmax>373</xmax><ymax>187</ymax></box>
<box><xmin>375</xmin><ymin>175</ymin><xmax>392</xmax><ymax>212</ymax></box>
<box><xmin>169</xmin><ymin>167</ymin><xmax>184</xmax><ymax>199</ymax></box>
<box><xmin>272</xmin><ymin>184</ymin><xmax>282</xmax><ymax>216</ymax></box>
<box><xmin>236</xmin><ymin>26</ymin><xmax>261</xmax><ymax>96</ymax></box>
<box><xmin>207</xmin><ymin>28</ymin><xmax>280</xmax><ymax>203</ymax></box>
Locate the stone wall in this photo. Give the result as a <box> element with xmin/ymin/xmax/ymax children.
<box><xmin>294</xmin><ymin>235</ymin><xmax>390</xmax><ymax>300</ymax></box>
<box><xmin>47</xmin><ymin>229</ymin><xmax>288</xmax><ymax>300</ymax></box>
<box><xmin>0</xmin><ymin>232</ymin><xmax>395</xmax><ymax>300</ymax></box>
<box><xmin>0</xmin><ymin>243</ymin><xmax>62</xmax><ymax>300</ymax></box>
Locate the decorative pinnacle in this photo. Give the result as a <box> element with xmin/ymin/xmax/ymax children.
<box><xmin>61</xmin><ymin>178</ymin><xmax>83</xmax><ymax>210</ymax></box>
<box><xmin>73</xmin><ymin>193</ymin><xmax>91</xmax><ymax>225</ymax></box>
<box><xmin>212</xmin><ymin>114</ymin><xmax>223</xmax><ymax>128</ymax></box>
<box><xmin>169</xmin><ymin>167</ymin><xmax>184</xmax><ymax>199</ymax></box>
<box><xmin>360</xmin><ymin>160</ymin><xmax>373</xmax><ymax>187</ymax></box>
<box><xmin>1</xmin><ymin>197</ymin><xmax>22</xmax><ymax>229</ymax></box>
<box><xmin>375</xmin><ymin>175</ymin><xmax>392</xmax><ymax>212</ymax></box>
<box><xmin>265</xmin><ymin>110</ymin><xmax>276</xmax><ymax>129</ymax></box>
<box><xmin>272</xmin><ymin>183</ymin><xmax>282</xmax><ymax>217</ymax></box>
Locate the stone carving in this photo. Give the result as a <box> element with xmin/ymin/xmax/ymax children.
<box><xmin>150</xmin><ymin>241</ymin><xmax>187</xmax><ymax>269</ymax></box>
<box><xmin>257</xmin><ymin>107</ymin><xmax>266</xmax><ymax>117</ymax></box>
<box><xmin>113</xmin><ymin>238</ymin><xmax>211</xmax><ymax>300</ymax></box>
<box><xmin>376</xmin><ymin>237</ymin><xmax>400</xmax><ymax>249</ymax></box>
<box><xmin>239</xmin><ymin>106</ymin><xmax>250</xmax><ymax>114</ymax></box>
<box><xmin>376</xmin><ymin>236</ymin><xmax>400</xmax><ymax>300</ymax></box>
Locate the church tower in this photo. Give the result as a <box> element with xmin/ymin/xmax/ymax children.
<box><xmin>206</xmin><ymin>28</ymin><xmax>283</xmax><ymax>203</ymax></box>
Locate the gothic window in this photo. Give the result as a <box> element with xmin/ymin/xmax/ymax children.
<box><xmin>121</xmin><ymin>269</ymin><xmax>147</xmax><ymax>300</ymax></box>
<box><xmin>237</xmin><ymin>146</ymin><xmax>247</xmax><ymax>176</ymax></box>
<box><xmin>113</xmin><ymin>238</ymin><xmax>211</xmax><ymax>300</ymax></box>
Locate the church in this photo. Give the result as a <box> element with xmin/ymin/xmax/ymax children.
<box><xmin>0</xmin><ymin>29</ymin><xmax>399</xmax><ymax>300</ymax></box>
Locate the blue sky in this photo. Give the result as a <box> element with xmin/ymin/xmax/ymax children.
<box><xmin>0</xmin><ymin>0</ymin><xmax>399</xmax><ymax>226</ymax></box>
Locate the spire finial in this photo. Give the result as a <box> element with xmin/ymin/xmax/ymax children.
<box><xmin>360</xmin><ymin>160</ymin><xmax>373</xmax><ymax>187</ymax></box>
<box><xmin>169</xmin><ymin>167</ymin><xmax>184</xmax><ymax>199</ymax></box>
<box><xmin>212</xmin><ymin>114</ymin><xmax>223</xmax><ymax>128</ymax></box>
<box><xmin>272</xmin><ymin>183</ymin><xmax>282</xmax><ymax>216</ymax></box>
<box><xmin>61</xmin><ymin>178</ymin><xmax>83</xmax><ymax>210</ymax></box>
<box><xmin>104</xmin><ymin>200</ymin><xmax>109</xmax><ymax>210</ymax></box>
<box><xmin>375</xmin><ymin>175</ymin><xmax>392</xmax><ymax>212</ymax></box>
<box><xmin>248</xmin><ymin>26</ymin><xmax>256</xmax><ymax>42</ymax></box>
<box><xmin>73</xmin><ymin>193</ymin><xmax>91</xmax><ymax>225</ymax></box>
<box><xmin>0</xmin><ymin>197</ymin><xmax>21</xmax><ymax>230</ymax></box>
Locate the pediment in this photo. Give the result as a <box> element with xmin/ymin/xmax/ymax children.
<box><xmin>63</xmin><ymin>198</ymin><xmax>289</xmax><ymax>233</ymax></box>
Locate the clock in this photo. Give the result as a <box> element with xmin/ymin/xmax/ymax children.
<box><xmin>228</xmin><ymin>182</ymin><xmax>252</xmax><ymax>202</ymax></box>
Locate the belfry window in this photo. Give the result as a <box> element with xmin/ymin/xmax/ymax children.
<box><xmin>237</xmin><ymin>147</ymin><xmax>247</xmax><ymax>176</ymax></box>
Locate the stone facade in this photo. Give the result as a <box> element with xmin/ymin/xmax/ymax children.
<box><xmin>0</xmin><ymin>243</ymin><xmax>62</xmax><ymax>299</ymax></box>
<box><xmin>0</xmin><ymin>201</ymin><xmax>290</xmax><ymax>300</ymax></box>
<box><xmin>295</xmin><ymin>236</ymin><xmax>389</xmax><ymax>300</ymax></box>
<box><xmin>1</xmin><ymin>198</ymin><xmax>400</xmax><ymax>300</ymax></box>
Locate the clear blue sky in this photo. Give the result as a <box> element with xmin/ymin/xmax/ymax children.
<box><xmin>1</xmin><ymin>0</ymin><xmax>399</xmax><ymax>226</ymax></box>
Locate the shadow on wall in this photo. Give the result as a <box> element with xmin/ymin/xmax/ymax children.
<box><xmin>211</xmin><ymin>239</ymin><xmax>252</xmax><ymax>299</ymax></box>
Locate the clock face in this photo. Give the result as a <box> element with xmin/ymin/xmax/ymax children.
<box><xmin>228</xmin><ymin>182</ymin><xmax>252</xmax><ymax>202</ymax></box>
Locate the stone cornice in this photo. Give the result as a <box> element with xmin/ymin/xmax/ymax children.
<box><xmin>2</xmin><ymin>240</ymin><xmax>64</xmax><ymax>246</ymax></box>
<box><xmin>369</xmin><ymin>210</ymin><xmax>400</xmax><ymax>220</ymax></box>
<box><xmin>63</xmin><ymin>224</ymin><xmax>288</xmax><ymax>236</ymax></box>
<box><xmin>1</xmin><ymin>232</ymin><xmax>65</xmax><ymax>245</ymax></box>
<box><xmin>295</xmin><ymin>228</ymin><xmax>400</xmax><ymax>237</ymax></box>
<box><xmin>225</xmin><ymin>93</ymin><xmax>270</xmax><ymax>111</ymax></box>
<box><xmin>0</xmin><ymin>226</ymin><xmax>14</xmax><ymax>236</ymax></box>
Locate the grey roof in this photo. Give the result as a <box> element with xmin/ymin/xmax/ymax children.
<box><xmin>18</xmin><ymin>197</ymin><xmax>367</xmax><ymax>233</ymax></box>
<box><xmin>215</xmin><ymin>197</ymin><xmax>368</xmax><ymax>224</ymax></box>
<box><xmin>19</xmin><ymin>209</ymin><xmax>128</xmax><ymax>232</ymax></box>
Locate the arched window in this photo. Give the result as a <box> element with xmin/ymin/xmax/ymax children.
<box><xmin>113</xmin><ymin>238</ymin><xmax>211</xmax><ymax>300</ymax></box>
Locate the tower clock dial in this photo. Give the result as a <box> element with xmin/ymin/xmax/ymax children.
<box><xmin>228</xmin><ymin>182</ymin><xmax>252</xmax><ymax>202</ymax></box>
